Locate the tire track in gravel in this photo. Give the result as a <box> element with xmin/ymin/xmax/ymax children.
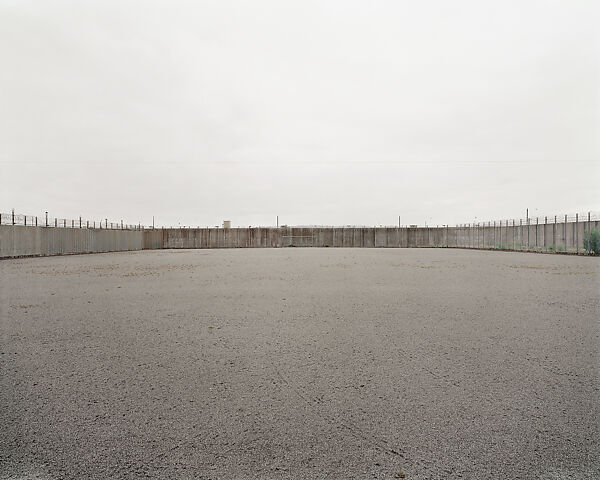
<box><xmin>270</xmin><ymin>362</ymin><xmax>449</xmax><ymax>478</ymax></box>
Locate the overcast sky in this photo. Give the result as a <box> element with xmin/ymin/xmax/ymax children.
<box><xmin>1</xmin><ymin>1</ymin><xmax>598</xmax><ymax>227</ymax></box>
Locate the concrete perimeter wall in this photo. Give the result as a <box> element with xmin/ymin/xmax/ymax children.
<box><xmin>0</xmin><ymin>225</ymin><xmax>143</xmax><ymax>258</ymax></box>
<box><xmin>2</xmin><ymin>220</ymin><xmax>599</xmax><ymax>258</ymax></box>
<box><xmin>160</xmin><ymin>221</ymin><xmax>599</xmax><ymax>253</ymax></box>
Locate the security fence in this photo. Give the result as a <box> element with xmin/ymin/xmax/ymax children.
<box><xmin>0</xmin><ymin>210</ymin><xmax>146</xmax><ymax>230</ymax></box>
<box><xmin>453</xmin><ymin>212</ymin><xmax>599</xmax><ymax>254</ymax></box>
<box><xmin>1</xmin><ymin>209</ymin><xmax>599</xmax><ymax>257</ymax></box>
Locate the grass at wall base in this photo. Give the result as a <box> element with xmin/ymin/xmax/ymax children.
<box><xmin>583</xmin><ymin>228</ymin><xmax>600</xmax><ymax>254</ymax></box>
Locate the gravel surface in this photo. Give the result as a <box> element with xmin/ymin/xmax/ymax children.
<box><xmin>1</xmin><ymin>248</ymin><xmax>599</xmax><ymax>479</ymax></box>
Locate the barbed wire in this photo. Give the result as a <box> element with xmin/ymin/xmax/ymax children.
<box><xmin>454</xmin><ymin>211</ymin><xmax>600</xmax><ymax>227</ymax></box>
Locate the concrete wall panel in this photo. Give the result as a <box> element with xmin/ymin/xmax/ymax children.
<box><xmin>1</xmin><ymin>225</ymin><xmax>143</xmax><ymax>258</ymax></box>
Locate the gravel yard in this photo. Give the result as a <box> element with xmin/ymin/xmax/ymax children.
<box><xmin>1</xmin><ymin>248</ymin><xmax>599</xmax><ymax>479</ymax></box>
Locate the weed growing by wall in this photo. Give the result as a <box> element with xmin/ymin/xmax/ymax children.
<box><xmin>583</xmin><ymin>228</ymin><xmax>600</xmax><ymax>254</ymax></box>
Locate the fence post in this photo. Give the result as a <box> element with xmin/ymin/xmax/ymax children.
<box><xmin>121</xmin><ymin>220</ymin><xmax>123</xmax><ymax>229</ymax></box>
<box><xmin>87</xmin><ymin>220</ymin><xmax>89</xmax><ymax>229</ymax></box>
<box><xmin>45</xmin><ymin>211</ymin><xmax>48</xmax><ymax>227</ymax></box>
<box><xmin>544</xmin><ymin>216</ymin><xmax>547</xmax><ymax>250</ymax></box>
<box><xmin>588</xmin><ymin>212</ymin><xmax>591</xmax><ymax>254</ymax></box>
<box><xmin>12</xmin><ymin>209</ymin><xmax>15</xmax><ymax>225</ymax></box>
<box><xmin>64</xmin><ymin>219</ymin><xmax>66</xmax><ymax>228</ymax></box>
<box><xmin>576</xmin><ymin>213</ymin><xmax>578</xmax><ymax>254</ymax></box>
<box><xmin>79</xmin><ymin>216</ymin><xmax>82</xmax><ymax>228</ymax></box>
<box><xmin>512</xmin><ymin>219</ymin><xmax>515</xmax><ymax>250</ymax></box>
<box><xmin>564</xmin><ymin>214</ymin><xmax>567</xmax><ymax>251</ymax></box>
<box><xmin>519</xmin><ymin>219</ymin><xmax>522</xmax><ymax>249</ymax></box>
<box><xmin>106</xmin><ymin>219</ymin><xmax>108</xmax><ymax>229</ymax></box>
<box><xmin>55</xmin><ymin>218</ymin><xmax>57</xmax><ymax>227</ymax></box>
<box><xmin>35</xmin><ymin>216</ymin><xmax>37</xmax><ymax>227</ymax></box>
<box><xmin>553</xmin><ymin>215</ymin><xmax>556</xmax><ymax>251</ymax></box>
<box><xmin>24</xmin><ymin>216</ymin><xmax>27</xmax><ymax>226</ymax></box>
<box><xmin>483</xmin><ymin>222</ymin><xmax>485</xmax><ymax>248</ymax></box>
<box><xmin>71</xmin><ymin>219</ymin><xmax>74</xmax><ymax>228</ymax></box>
<box><xmin>497</xmin><ymin>221</ymin><xmax>500</xmax><ymax>248</ymax></box>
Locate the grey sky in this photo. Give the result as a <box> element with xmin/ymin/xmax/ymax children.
<box><xmin>1</xmin><ymin>1</ymin><xmax>598</xmax><ymax>227</ymax></box>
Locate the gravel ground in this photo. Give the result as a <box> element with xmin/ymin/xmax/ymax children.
<box><xmin>1</xmin><ymin>248</ymin><xmax>599</xmax><ymax>480</ymax></box>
